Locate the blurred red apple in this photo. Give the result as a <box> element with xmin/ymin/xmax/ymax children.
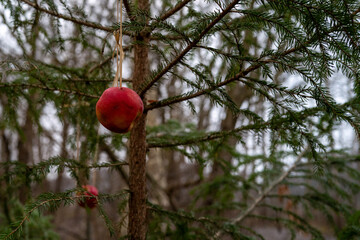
<box><xmin>96</xmin><ymin>87</ymin><xmax>144</xmax><ymax>133</ymax></box>
<box><xmin>77</xmin><ymin>185</ymin><xmax>98</xmax><ymax>209</ymax></box>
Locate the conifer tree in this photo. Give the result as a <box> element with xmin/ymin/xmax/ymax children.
<box><xmin>0</xmin><ymin>0</ymin><xmax>360</xmax><ymax>239</ymax></box>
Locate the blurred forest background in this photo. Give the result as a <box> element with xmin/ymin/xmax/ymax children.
<box><xmin>0</xmin><ymin>0</ymin><xmax>360</xmax><ymax>239</ymax></box>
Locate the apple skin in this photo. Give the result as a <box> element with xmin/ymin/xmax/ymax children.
<box><xmin>96</xmin><ymin>87</ymin><xmax>144</xmax><ymax>133</ymax></box>
<box><xmin>77</xmin><ymin>185</ymin><xmax>99</xmax><ymax>209</ymax></box>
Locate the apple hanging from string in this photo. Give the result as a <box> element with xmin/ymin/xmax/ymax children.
<box><xmin>96</xmin><ymin>87</ymin><xmax>144</xmax><ymax>133</ymax></box>
<box><xmin>77</xmin><ymin>185</ymin><xmax>99</xmax><ymax>209</ymax></box>
<box><xmin>96</xmin><ymin>11</ymin><xmax>144</xmax><ymax>134</ymax></box>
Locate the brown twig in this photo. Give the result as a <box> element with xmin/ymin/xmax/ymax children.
<box><xmin>159</xmin><ymin>0</ymin><xmax>193</xmax><ymax>21</ymax></box>
<box><xmin>123</xmin><ymin>0</ymin><xmax>135</xmax><ymax>21</ymax></box>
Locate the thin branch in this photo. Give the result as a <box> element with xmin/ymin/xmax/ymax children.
<box><xmin>88</xmin><ymin>46</ymin><xmax>132</xmax><ymax>74</ymax></box>
<box><xmin>148</xmin><ymin>202</ymin><xmax>257</xmax><ymax>239</ymax></box>
<box><xmin>150</xmin><ymin>35</ymin><xmax>184</xmax><ymax>41</ymax></box>
<box><xmin>0</xmin><ymin>83</ymin><xmax>99</xmax><ymax>98</ymax></box>
<box><xmin>123</xmin><ymin>0</ymin><xmax>135</xmax><ymax>21</ymax></box>
<box><xmin>144</xmin><ymin>62</ymin><xmax>260</xmax><ymax>112</ymax></box>
<box><xmin>159</xmin><ymin>0</ymin><xmax>193</xmax><ymax>21</ymax></box>
<box><xmin>3</xmin><ymin>198</ymin><xmax>62</xmax><ymax>240</ymax></box>
<box><xmin>146</xmin><ymin>108</ymin><xmax>317</xmax><ymax>148</ymax></box>
<box><xmin>100</xmin><ymin>142</ymin><xmax>129</xmax><ymax>185</ymax></box>
<box><xmin>147</xmin><ymin>128</ymin><xmax>239</xmax><ymax>148</ymax></box>
<box><xmin>139</xmin><ymin>0</ymin><xmax>240</xmax><ymax>97</ymax></box>
<box><xmin>87</xmin><ymin>55</ymin><xmax>112</xmax><ymax>73</ymax></box>
<box><xmin>167</xmin><ymin>178</ymin><xmax>201</xmax><ymax>193</ymax></box>
<box><xmin>2</xmin><ymin>194</ymin><xmax>91</xmax><ymax>240</ymax></box>
<box><xmin>19</xmin><ymin>0</ymin><xmax>184</xmax><ymax>41</ymax></box>
<box><xmin>234</xmin><ymin>149</ymin><xmax>307</xmax><ymax>222</ymax></box>
<box><xmin>212</xmin><ymin>147</ymin><xmax>309</xmax><ymax>239</ymax></box>
<box><xmin>19</xmin><ymin>0</ymin><xmax>115</xmax><ymax>33</ymax></box>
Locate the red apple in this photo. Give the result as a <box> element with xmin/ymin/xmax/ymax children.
<box><xmin>77</xmin><ymin>185</ymin><xmax>98</xmax><ymax>209</ymax></box>
<box><xmin>96</xmin><ymin>87</ymin><xmax>144</xmax><ymax>133</ymax></box>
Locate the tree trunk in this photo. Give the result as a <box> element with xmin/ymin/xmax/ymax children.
<box><xmin>18</xmin><ymin>108</ymin><xmax>34</xmax><ymax>204</ymax></box>
<box><xmin>128</xmin><ymin>0</ymin><xmax>149</xmax><ymax>238</ymax></box>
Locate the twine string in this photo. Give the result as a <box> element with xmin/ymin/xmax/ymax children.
<box><xmin>113</xmin><ymin>0</ymin><xmax>124</xmax><ymax>88</ymax></box>
<box><xmin>76</xmin><ymin>113</ymin><xmax>81</xmax><ymax>162</ymax></box>
<box><xmin>91</xmin><ymin>124</ymin><xmax>100</xmax><ymax>186</ymax></box>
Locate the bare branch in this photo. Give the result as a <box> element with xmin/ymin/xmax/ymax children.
<box><xmin>159</xmin><ymin>0</ymin><xmax>193</xmax><ymax>21</ymax></box>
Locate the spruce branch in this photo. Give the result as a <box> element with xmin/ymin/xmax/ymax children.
<box><xmin>259</xmin><ymin>203</ymin><xmax>323</xmax><ymax>237</ymax></box>
<box><xmin>144</xmin><ymin>37</ymin><xmax>353</xmax><ymax>113</ymax></box>
<box><xmin>144</xmin><ymin>3</ymin><xmax>360</xmax><ymax>110</ymax></box>
<box><xmin>19</xmin><ymin>0</ymin><xmax>116</xmax><ymax>33</ymax></box>
<box><xmin>144</xmin><ymin>41</ymin><xmax>314</xmax><ymax>112</ymax></box>
<box><xmin>147</xmin><ymin>107</ymin><xmax>323</xmax><ymax>148</ymax></box>
<box><xmin>139</xmin><ymin>0</ymin><xmax>241</xmax><ymax>97</ymax></box>
<box><xmin>2</xmin><ymin>192</ymin><xmax>76</xmax><ymax>240</ymax></box>
<box><xmin>0</xmin><ymin>156</ymin><xmax>128</xmax><ymax>183</ymax></box>
<box><xmin>0</xmin><ymin>83</ymin><xmax>99</xmax><ymax>99</ymax></box>
<box><xmin>2</xmin><ymin>198</ymin><xmax>58</xmax><ymax>240</ymax></box>
<box><xmin>147</xmin><ymin>202</ymin><xmax>227</xmax><ymax>238</ymax></box>
<box><xmin>144</xmin><ymin>61</ymin><xmax>265</xmax><ymax>112</ymax></box>
<box><xmin>1</xmin><ymin>191</ymin><xmax>128</xmax><ymax>240</ymax></box>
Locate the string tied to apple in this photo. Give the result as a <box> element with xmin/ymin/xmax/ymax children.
<box><xmin>95</xmin><ymin>0</ymin><xmax>144</xmax><ymax>134</ymax></box>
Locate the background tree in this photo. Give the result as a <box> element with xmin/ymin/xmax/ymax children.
<box><xmin>0</xmin><ymin>0</ymin><xmax>360</xmax><ymax>239</ymax></box>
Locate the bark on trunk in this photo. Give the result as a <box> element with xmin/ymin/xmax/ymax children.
<box><xmin>128</xmin><ymin>113</ymin><xmax>147</xmax><ymax>239</ymax></box>
<box><xmin>128</xmin><ymin>0</ymin><xmax>150</xmax><ymax>236</ymax></box>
